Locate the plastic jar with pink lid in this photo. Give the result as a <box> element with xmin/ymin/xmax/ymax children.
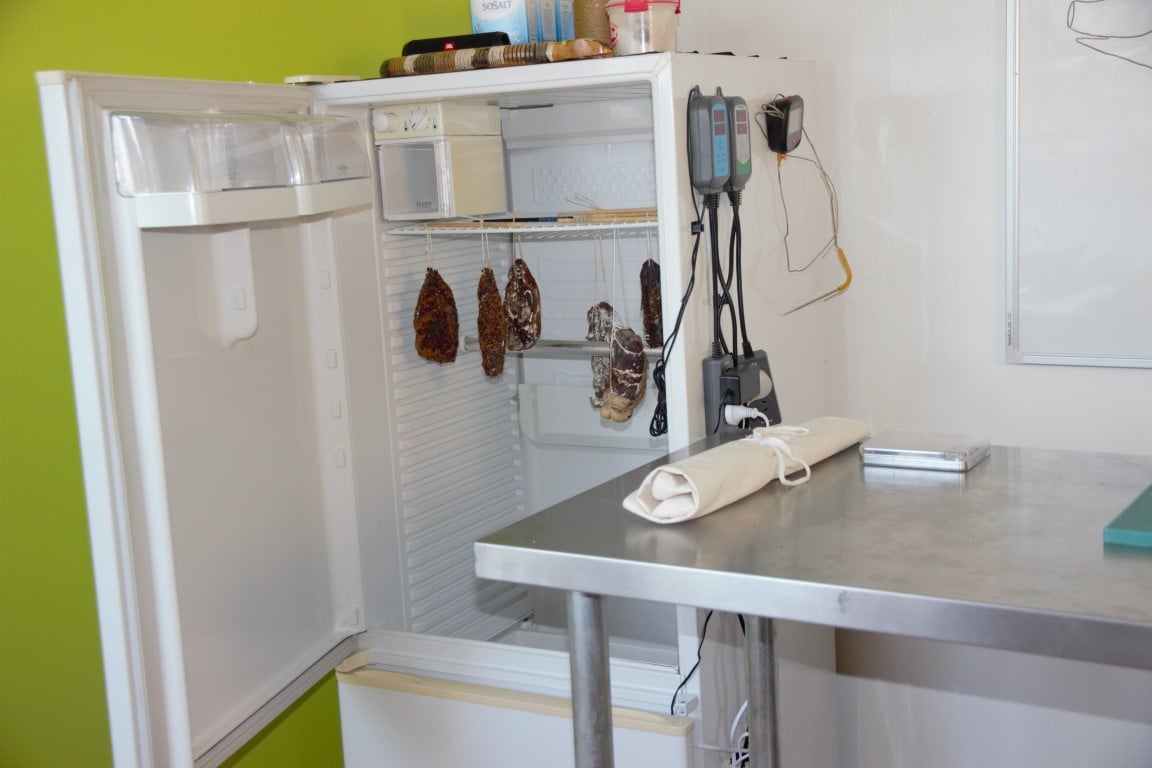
<box><xmin>605</xmin><ymin>0</ymin><xmax>679</xmax><ymax>55</ymax></box>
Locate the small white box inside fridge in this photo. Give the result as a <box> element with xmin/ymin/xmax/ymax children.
<box><xmin>377</xmin><ymin>135</ymin><xmax>508</xmax><ymax>220</ymax></box>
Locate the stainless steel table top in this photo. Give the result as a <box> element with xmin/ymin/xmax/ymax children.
<box><xmin>475</xmin><ymin>443</ymin><xmax>1152</xmax><ymax>671</ymax></box>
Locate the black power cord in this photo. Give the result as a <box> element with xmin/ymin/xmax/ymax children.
<box><xmin>729</xmin><ymin>190</ymin><xmax>754</xmax><ymax>361</ymax></box>
<box><xmin>648</xmin><ymin>231</ymin><xmax>700</xmax><ymax>437</ymax></box>
<box><xmin>668</xmin><ymin>609</ymin><xmax>713</xmax><ymax>714</ymax></box>
<box><xmin>650</xmin><ymin>89</ymin><xmax>710</xmax><ymax>438</ymax></box>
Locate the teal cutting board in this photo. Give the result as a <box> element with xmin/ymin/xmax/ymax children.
<box><xmin>1104</xmin><ymin>483</ymin><xmax>1152</xmax><ymax>548</ymax></box>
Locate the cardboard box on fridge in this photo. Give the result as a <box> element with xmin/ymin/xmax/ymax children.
<box><xmin>471</xmin><ymin>0</ymin><xmax>572</xmax><ymax>44</ymax></box>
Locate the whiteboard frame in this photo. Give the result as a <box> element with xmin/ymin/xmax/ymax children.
<box><xmin>1005</xmin><ymin>0</ymin><xmax>1152</xmax><ymax>369</ymax></box>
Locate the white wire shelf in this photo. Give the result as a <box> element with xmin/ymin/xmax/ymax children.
<box><xmin>386</xmin><ymin>219</ymin><xmax>658</xmax><ymax>240</ymax></box>
<box><xmin>461</xmin><ymin>336</ymin><xmax>663</xmax><ymax>360</ymax></box>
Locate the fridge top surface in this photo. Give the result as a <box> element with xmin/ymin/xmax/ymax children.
<box><xmin>39</xmin><ymin>52</ymin><xmax>815</xmax><ymax>122</ymax></box>
<box><xmin>312</xmin><ymin>51</ymin><xmax>811</xmax><ymax>107</ymax></box>
<box><xmin>35</xmin><ymin>52</ymin><xmax>675</xmax><ymax>104</ymax></box>
<box><xmin>313</xmin><ymin>51</ymin><xmax>677</xmax><ymax>103</ymax></box>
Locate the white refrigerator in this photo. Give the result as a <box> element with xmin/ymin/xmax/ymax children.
<box><xmin>37</xmin><ymin>52</ymin><xmax>843</xmax><ymax>768</ymax></box>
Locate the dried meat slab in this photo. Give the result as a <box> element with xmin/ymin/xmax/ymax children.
<box><xmin>600</xmin><ymin>326</ymin><xmax>648</xmax><ymax>423</ymax></box>
<box><xmin>413</xmin><ymin>267</ymin><xmax>459</xmax><ymax>364</ymax></box>
<box><xmin>477</xmin><ymin>267</ymin><xmax>507</xmax><ymax>377</ymax></box>
<box><xmin>504</xmin><ymin>258</ymin><xmax>541</xmax><ymax>351</ymax></box>
<box><xmin>587</xmin><ymin>301</ymin><xmax>613</xmax><ymax>408</ymax></box>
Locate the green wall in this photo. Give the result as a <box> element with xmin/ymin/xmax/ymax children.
<box><xmin>0</xmin><ymin>1</ymin><xmax>466</xmax><ymax>766</ymax></box>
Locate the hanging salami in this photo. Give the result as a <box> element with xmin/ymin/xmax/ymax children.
<box><xmin>640</xmin><ymin>258</ymin><xmax>663</xmax><ymax>348</ymax></box>
<box><xmin>600</xmin><ymin>326</ymin><xmax>648</xmax><ymax>423</ymax></box>
<box><xmin>413</xmin><ymin>267</ymin><xmax>459</xmax><ymax>363</ymax></box>
<box><xmin>477</xmin><ymin>267</ymin><xmax>507</xmax><ymax>377</ymax></box>
<box><xmin>504</xmin><ymin>257</ymin><xmax>541</xmax><ymax>351</ymax></box>
<box><xmin>586</xmin><ymin>301</ymin><xmax>614</xmax><ymax>408</ymax></box>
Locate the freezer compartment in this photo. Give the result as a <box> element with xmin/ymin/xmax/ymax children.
<box><xmin>502</xmin><ymin>96</ymin><xmax>656</xmax><ymax>216</ymax></box>
<box><xmin>338</xmin><ymin>671</ymin><xmax>692</xmax><ymax>768</ymax></box>
<box><xmin>338</xmin><ymin>631</ymin><xmax>690</xmax><ymax>768</ymax></box>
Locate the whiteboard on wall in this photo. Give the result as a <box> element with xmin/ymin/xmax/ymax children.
<box><xmin>1007</xmin><ymin>0</ymin><xmax>1152</xmax><ymax>367</ymax></box>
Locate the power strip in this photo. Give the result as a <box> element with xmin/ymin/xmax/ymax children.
<box><xmin>702</xmin><ymin>350</ymin><xmax>782</xmax><ymax>435</ymax></box>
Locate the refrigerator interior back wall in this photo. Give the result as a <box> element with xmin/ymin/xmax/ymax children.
<box><xmin>367</xmin><ymin>88</ymin><xmax>679</xmax><ymax>652</ymax></box>
<box><xmin>372</xmin><ymin>231</ymin><xmax>529</xmax><ymax>640</ymax></box>
<box><xmin>500</xmin><ymin>96</ymin><xmax>678</xmax><ymax>648</ymax></box>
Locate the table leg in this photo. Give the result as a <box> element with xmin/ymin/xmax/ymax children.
<box><xmin>567</xmin><ymin>591</ymin><xmax>615</xmax><ymax>768</ymax></box>
<box><xmin>745</xmin><ymin>616</ymin><xmax>780</xmax><ymax>768</ymax></box>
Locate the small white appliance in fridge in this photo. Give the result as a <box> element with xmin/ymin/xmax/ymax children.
<box><xmin>37</xmin><ymin>52</ymin><xmax>843</xmax><ymax>768</ymax></box>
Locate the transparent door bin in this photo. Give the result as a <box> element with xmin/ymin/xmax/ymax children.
<box><xmin>110</xmin><ymin>112</ymin><xmax>371</xmax><ymax>226</ymax></box>
<box><xmin>294</xmin><ymin>117</ymin><xmax>372</xmax><ymax>184</ymax></box>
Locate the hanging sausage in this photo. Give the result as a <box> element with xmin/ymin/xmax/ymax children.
<box><xmin>640</xmin><ymin>258</ymin><xmax>663</xmax><ymax>348</ymax></box>
<box><xmin>477</xmin><ymin>266</ymin><xmax>507</xmax><ymax>377</ymax></box>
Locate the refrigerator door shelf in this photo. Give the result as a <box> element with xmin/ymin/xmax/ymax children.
<box><xmin>110</xmin><ymin>109</ymin><xmax>372</xmax><ymax>226</ymax></box>
<box><xmin>111</xmin><ymin>111</ymin><xmax>370</xmax><ymax>193</ymax></box>
<box><xmin>129</xmin><ymin>178</ymin><xmax>372</xmax><ymax>228</ymax></box>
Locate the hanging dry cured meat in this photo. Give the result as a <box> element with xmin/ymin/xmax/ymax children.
<box><xmin>586</xmin><ymin>301</ymin><xmax>614</xmax><ymax>408</ymax></box>
<box><xmin>477</xmin><ymin>267</ymin><xmax>507</xmax><ymax>377</ymax></box>
<box><xmin>413</xmin><ymin>267</ymin><xmax>459</xmax><ymax>363</ymax></box>
<box><xmin>504</xmin><ymin>258</ymin><xmax>541</xmax><ymax>351</ymax></box>
<box><xmin>600</xmin><ymin>326</ymin><xmax>648</xmax><ymax>423</ymax></box>
<box><xmin>640</xmin><ymin>258</ymin><xmax>663</xmax><ymax>348</ymax></box>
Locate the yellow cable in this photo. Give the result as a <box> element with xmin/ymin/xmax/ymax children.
<box><xmin>783</xmin><ymin>247</ymin><xmax>852</xmax><ymax>315</ymax></box>
<box><xmin>831</xmin><ymin>247</ymin><xmax>852</xmax><ymax>296</ymax></box>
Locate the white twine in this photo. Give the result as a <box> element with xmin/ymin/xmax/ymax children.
<box><xmin>743</xmin><ymin>426</ymin><xmax>812</xmax><ymax>486</ymax></box>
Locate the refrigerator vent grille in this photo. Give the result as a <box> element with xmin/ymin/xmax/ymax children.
<box><xmin>381</xmin><ymin>234</ymin><xmax>530</xmax><ymax>640</ymax></box>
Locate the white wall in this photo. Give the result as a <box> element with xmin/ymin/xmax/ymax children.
<box><xmin>679</xmin><ymin>0</ymin><xmax>1152</xmax><ymax>455</ymax></box>
<box><xmin>678</xmin><ymin>1</ymin><xmax>1152</xmax><ymax>765</ymax></box>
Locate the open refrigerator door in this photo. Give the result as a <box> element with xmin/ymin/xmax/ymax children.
<box><xmin>37</xmin><ymin>71</ymin><xmax>373</xmax><ymax>767</ymax></box>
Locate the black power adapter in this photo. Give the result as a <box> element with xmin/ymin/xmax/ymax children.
<box><xmin>762</xmin><ymin>95</ymin><xmax>804</xmax><ymax>154</ymax></box>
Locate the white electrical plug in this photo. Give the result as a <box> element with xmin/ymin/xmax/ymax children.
<box><xmin>723</xmin><ymin>405</ymin><xmax>768</xmax><ymax>427</ymax></box>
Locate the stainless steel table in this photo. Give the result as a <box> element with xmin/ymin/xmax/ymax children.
<box><xmin>474</xmin><ymin>443</ymin><xmax>1152</xmax><ymax>768</ymax></box>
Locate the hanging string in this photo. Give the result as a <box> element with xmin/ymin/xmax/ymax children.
<box><xmin>567</xmin><ymin>191</ymin><xmax>602</xmax><ymax>211</ymax></box>
<box><xmin>611</xmin><ymin>224</ymin><xmax>630</xmax><ymax>328</ymax></box>
<box><xmin>425</xmin><ymin>232</ymin><xmax>434</xmax><ymax>268</ymax></box>
<box><xmin>592</xmin><ymin>232</ymin><xmax>613</xmax><ymax>371</ymax></box>
<box><xmin>595</xmin><ymin>233</ymin><xmax>608</xmax><ymax>300</ymax></box>
<box><xmin>480</xmin><ymin>223</ymin><xmax>490</xmax><ymax>270</ymax></box>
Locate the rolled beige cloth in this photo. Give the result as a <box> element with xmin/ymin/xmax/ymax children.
<box><xmin>623</xmin><ymin>417</ymin><xmax>871</xmax><ymax>524</ymax></box>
